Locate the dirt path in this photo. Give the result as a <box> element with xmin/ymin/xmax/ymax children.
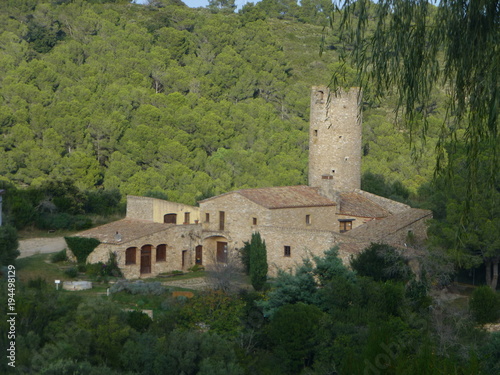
<box><xmin>18</xmin><ymin>237</ymin><xmax>66</xmax><ymax>258</ymax></box>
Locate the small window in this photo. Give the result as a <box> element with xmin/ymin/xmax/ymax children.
<box><xmin>284</xmin><ymin>246</ymin><xmax>291</xmax><ymax>257</ymax></box>
<box><xmin>184</xmin><ymin>212</ymin><xmax>190</xmax><ymax>224</ymax></box>
<box><xmin>305</xmin><ymin>215</ymin><xmax>311</xmax><ymax>225</ymax></box>
<box><xmin>314</xmin><ymin>129</ymin><xmax>318</xmax><ymax>136</ymax></box>
<box><xmin>332</xmin><ymin>169</ymin><xmax>335</xmax><ymax>173</ymax></box>
<box><xmin>253</xmin><ymin>217</ymin><xmax>257</xmax><ymax>225</ymax></box>
<box><xmin>156</xmin><ymin>244</ymin><xmax>166</xmax><ymax>262</ymax></box>
<box><xmin>339</xmin><ymin>220</ymin><xmax>354</xmax><ymax>233</ymax></box>
<box><xmin>205</xmin><ymin>213</ymin><xmax>210</xmax><ymax>223</ymax></box>
<box><xmin>125</xmin><ymin>247</ymin><xmax>136</xmax><ymax>265</ymax></box>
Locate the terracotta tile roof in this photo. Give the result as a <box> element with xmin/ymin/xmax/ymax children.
<box><xmin>74</xmin><ymin>219</ymin><xmax>172</xmax><ymax>245</ymax></box>
<box><xmin>237</xmin><ymin>185</ymin><xmax>336</xmax><ymax>209</ymax></box>
<box><xmin>344</xmin><ymin>208</ymin><xmax>432</xmax><ymax>242</ymax></box>
<box><xmin>338</xmin><ymin>192</ymin><xmax>390</xmax><ymax>218</ymax></box>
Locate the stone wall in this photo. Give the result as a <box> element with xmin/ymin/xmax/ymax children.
<box><xmin>127</xmin><ymin>195</ymin><xmax>200</xmax><ymax>224</ymax></box>
<box><xmin>126</xmin><ymin>196</ymin><xmax>154</xmax><ymax>221</ymax></box>
<box><xmin>258</xmin><ymin>226</ymin><xmax>339</xmax><ymax>276</ymax></box>
<box><xmin>87</xmin><ymin>224</ymin><xmax>203</xmax><ymax>279</ymax></box>
<box><xmin>354</xmin><ymin>189</ymin><xmax>410</xmax><ymax>214</ymax></box>
<box><xmin>269</xmin><ymin>206</ymin><xmax>338</xmax><ymax>231</ymax></box>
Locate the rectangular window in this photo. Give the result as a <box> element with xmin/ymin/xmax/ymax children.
<box><xmin>306</xmin><ymin>215</ymin><xmax>311</xmax><ymax>225</ymax></box>
<box><xmin>184</xmin><ymin>212</ymin><xmax>190</xmax><ymax>224</ymax></box>
<box><xmin>205</xmin><ymin>213</ymin><xmax>210</xmax><ymax>223</ymax></box>
<box><xmin>156</xmin><ymin>245</ymin><xmax>166</xmax><ymax>262</ymax></box>
<box><xmin>219</xmin><ymin>211</ymin><xmax>225</xmax><ymax>230</ymax></box>
<box><xmin>253</xmin><ymin>217</ymin><xmax>257</xmax><ymax>225</ymax></box>
<box><xmin>339</xmin><ymin>220</ymin><xmax>353</xmax><ymax>233</ymax></box>
<box><xmin>284</xmin><ymin>246</ymin><xmax>291</xmax><ymax>257</ymax></box>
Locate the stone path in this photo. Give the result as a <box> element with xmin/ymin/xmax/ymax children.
<box><xmin>18</xmin><ymin>237</ymin><xmax>66</xmax><ymax>258</ymax></box>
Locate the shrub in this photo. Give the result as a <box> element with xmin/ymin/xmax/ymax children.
<box><xmin>469</xmin><ymin>286</ymin><xmax>500</xmax><ymax>324</ymax></box>
<box><xmin>65</xmin><ymin>267</ymin><xmax>78</xmax><ymax>278</ymax></box>
<box><xmin>50</xmin><ymin>249</ymin><xmax>68</xmax><ymax>263</ymax></box>
<box><xmin>127</xmin><ymin>310</ymin><xmax>152</xmax><ymax>332</ymax></box>
<box><xmin>64</xmin><ymin>237</ymin><xmax>100</xmax><ymax>263</ymax></box>
<box><xmin>350</xmin><ymin>243</ymin><xmax>411</xmax><ymax>282</ymax></box>
<box><xmin>36</xmin><ymin>213</ymin><xmax>92</xmax><ymax>231</ymax></box>
<box><xmin>0</xmin><ymin>225</ymin><xmax>20</xmax><ymax>266</ymax></box>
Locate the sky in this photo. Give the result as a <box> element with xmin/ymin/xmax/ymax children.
<box><xmin>134</xmin><ymin>0</ymin><xmax>259</xmax><ymax>11</ymax></box>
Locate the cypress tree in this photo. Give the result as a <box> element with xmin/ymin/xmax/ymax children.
<box><xmin>249</xmin><ymin>232</ymin><xmax>268</xmax><ymax>291</ymax></box>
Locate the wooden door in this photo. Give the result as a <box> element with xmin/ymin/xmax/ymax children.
<box><xmin>140</xmin><ymin>245</ymin><xmax>152</xmax><ymax>274</ymax></box>
<box><xmin>216</xmin><ymin>241</ymin><xmax>227</xmax><ymax>263</ymax></box>
<box><xmin>195</xmin><ymin>245</ymin><xmax>203</xmax><ymax>265</ymax></box>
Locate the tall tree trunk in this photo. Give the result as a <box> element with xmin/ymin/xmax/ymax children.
<box><xmin>491</xmin><ymin>259</ymin><xmax>499</xmax><ymax>291</ymax></box>
<box><xmin>485</xmin><ymin>260</ymin><xmax>492</xmax><ymax>288</ymax></box>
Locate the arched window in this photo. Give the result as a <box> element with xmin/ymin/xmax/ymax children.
<box><xmin>125</xmin><ymin>247</ymin><xmax>137</xmax><ymax>265</ymax></box>
<box><xmin>156</xmin><ymin>244</ymin><xmax>167</xmax><ymax>262</ymax></box>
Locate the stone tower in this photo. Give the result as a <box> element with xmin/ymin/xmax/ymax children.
<box><xmin>308</xmin><ymin>86</ymin><xmax>362</xmax><ymax>199</ymax></box>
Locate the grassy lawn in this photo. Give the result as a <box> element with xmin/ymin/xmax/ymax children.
<box><xmin>16</xmin><ymin>253</ymin><xmax>72</xmax><ymax>283</ymax></box>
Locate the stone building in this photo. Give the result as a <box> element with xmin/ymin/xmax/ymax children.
<box><xmin>70</xmin><ymin>86</ymin><xmax>432</xmax><ymax>279</ymax></box>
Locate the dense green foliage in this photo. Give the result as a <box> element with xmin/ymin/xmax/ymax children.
<box><xmin>2</xmin><ymin>245</ymin><xmax>498</xmax><ymax>374</ymax></box>
<box><xmin>64</xmin><ymin>236</ymin><xmax>100</xmax><ymax>263</ymax></box>
<box><xmin>350</xmin><ymin>243</ymin><xmax>411</xmax><ymax>283</ymax></box>
<box><xmin>0</xmin><ymin>224</ymin><xmax>19</xmax><ymax>267</ymax></box>
<box><xmin>0</xmin><ymin>0</ymin><xmax>444</xmax><ymax>208</ymax></box>
<box><xmin>469</xmin><ymin>286</ymin><xmax>500</xmax><ymax>324</ymax></box>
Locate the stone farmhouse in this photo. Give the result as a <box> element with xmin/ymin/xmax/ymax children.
<box><xmin>70</xmin><ymin>86</ymin><xmax>432</xmax><ymax>279</ymax></box>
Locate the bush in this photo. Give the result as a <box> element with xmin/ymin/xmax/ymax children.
<box><xmin>0</xmin><ymin>225</ymin><xmax>20</xmax><ymax>267</ymax></box>
<box><xmin>350</xmin><ymin>243</ymin><xmax>411</xmax><ymax>282</ymax></box>
<box><xmin>36</xmin><ymin>213</ymin><xmax>92</xmax><ymax>231</ymax></box>
<box><xmin>469</xmin><ymin>286</ymin><xmax>500</xmax><ymax>324</ymax></box>
<box><xmin>127</xmin><ymin>310</ymin><xmax>152</xmax><ymax>332</ymax></box>
<box><xmin>109</xmin><ymin>280</ymin><xmax>166</xmax><ymax>295</ymax></box>
<box><xmin>50</xmin><ymin>249</ymin><xmax>68</xmax><ymax>263</ymax></box>
<box><xmin>84</xmin><ymin>189</ymin><xmax>121</xmax><ymax>216</ymax></box>
<box><xmin>64</xmin><ymin>267</ymin><xmax>78</xmax><ymax>278</ymax></box>
<box><xmin>86</xmin><ymin>253</ymin><xmax>122</xmax><ymax>278</ymax></box>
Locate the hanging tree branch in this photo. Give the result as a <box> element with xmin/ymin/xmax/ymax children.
<box><xmin>329</xmin><ymin>0</ymin><xmax>499</xmax><ymax>194</ymax></box>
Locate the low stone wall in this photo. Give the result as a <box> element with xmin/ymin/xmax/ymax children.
<box><xmin>63</xmin><ymin>281</ymin><xmax>92</xmax><ymax>291</ymax></box>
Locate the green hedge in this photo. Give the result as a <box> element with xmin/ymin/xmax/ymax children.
<box><xmin>64</xmin><ymin>236</ymin><xmax>100</xmax><ymax>263</ymax></box>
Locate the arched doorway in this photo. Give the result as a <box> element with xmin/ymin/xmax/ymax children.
<box><xmin>195</xmin><ymin>245</ymin><xmax>203</xmax><ymax>265</ymax></box>
<box><xmin>141</xmin><ymin>245</ymin><xmax>153</xmax><ymax>274</ymax></box>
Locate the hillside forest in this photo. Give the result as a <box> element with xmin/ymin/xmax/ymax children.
<box><xmin>0</xmin><ymin>0</ymin><xmax>499</xmax><ymax>374</ymax></box>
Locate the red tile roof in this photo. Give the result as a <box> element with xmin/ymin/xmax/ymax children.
<box><xmin>344</xmin><ymin>208</ymin><xmax>432</xmax><ymax>241</ymax></box>
<box><xmin>338</xmin><ymin>192</ymin><xmax>390</xmax><ymax>218</ymax></box>
<box><xmin>236</xmin><ymin>185</ymin><xmax>336</xmax><ymax>209</ymax></box>
<box><xmin>74</xmin><ymin>219</ymin><xmax>172</xmax><ymax>244</ymax></box>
